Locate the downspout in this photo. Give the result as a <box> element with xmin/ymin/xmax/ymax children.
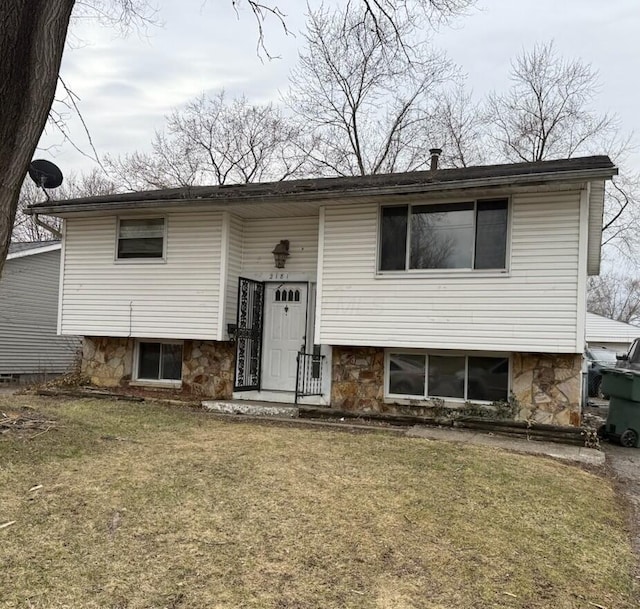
<box><xmin>33</xmin><ymin>213</ymin><xmax>62</xmax><ymax>239</ymax></box>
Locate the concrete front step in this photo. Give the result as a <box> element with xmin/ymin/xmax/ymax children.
<box><xmin>202</xmin><ymin>399</ymin><xmax>299</xmax><ymax>418</ymax></box>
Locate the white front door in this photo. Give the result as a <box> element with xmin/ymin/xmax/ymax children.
<box><xmin>261</xmin><ymin>283</ymin><xmax>308</xmax><ymax>391</ymax></box>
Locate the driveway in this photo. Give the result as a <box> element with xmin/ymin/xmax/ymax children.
<box><xmin>604</xmin><ymin>444</ymin><xmax>640</xmax><ymax>567</ymax></box>
<box><xmin>584</xmin><ymin>400</ymin><xmax>640</xmax><ymax>562</ymax></box>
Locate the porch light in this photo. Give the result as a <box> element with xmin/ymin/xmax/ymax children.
<box><xmin>272</xmin><ymin>240</ymin><xmax>290</xmax><ymax>268</ymax></box>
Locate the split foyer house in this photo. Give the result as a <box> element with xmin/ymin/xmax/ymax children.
<box><xmin>26</xmin><ymin>155</ymin><xmax>617</xmax><ymax>426</ymax></box>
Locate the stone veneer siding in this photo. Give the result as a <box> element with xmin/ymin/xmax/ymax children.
<box><xmin>331</xmin><ymin>346</ymin><xmax>385</xmax><ymax>412</ymax></box>
<box><xmin>331</xmin><ymin>346</ymin><xmax>582</xmax><ymax>426</ymax></box>
<box><xmin>82</xmin><ymin>337</ymin><xmax>134</xmax><ymax>387</ymax></box>
<box><xmin>81</xmin><ymin>336</ymin><xmax>235</xmax><ymax>399</ymax></box>
<box><xmin>511</xmin><ymin>353</ymin><xmax>582</xmax><ymax>427</ymax></box>
<box><xmin>181</xmin><ymin>340</ymin><xmax>235</xmax><ymax>398</ymax></box>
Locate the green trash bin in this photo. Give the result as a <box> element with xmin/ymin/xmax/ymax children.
<box><xmin>600</xmin><ymin>368</ymin><xmax>640</xmax><ymax>448</ymax></box>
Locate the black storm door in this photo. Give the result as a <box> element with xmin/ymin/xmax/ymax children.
<box><xmin>234</xmin><ymin>277</ymin><xmax>265</xmax><ymax>391</ymax></box>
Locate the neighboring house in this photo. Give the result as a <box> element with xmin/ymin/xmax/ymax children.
<box><xmin>27</xmin><ymin>155</ymin><xmax>617</xmax><ymax>426</ymax></box>
<box><xmin>0</xmin><ymin>241</ymin><xmax>80</xmax><ymax>382</ymax></box>
<box><xmin>586</xmin><ymin>312</ymin><xmax>639</xmax><ymax>353</ymax></box>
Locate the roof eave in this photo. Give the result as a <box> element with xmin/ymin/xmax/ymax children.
<box><xmin>6</xmin><ymin>242</ymin><xmax>62</xmax><ymax>260</ymax></box>
<box><xmin>25</xmin><ymin>166</ymin><xmax>618</xmax><ymax>216</ymax></box>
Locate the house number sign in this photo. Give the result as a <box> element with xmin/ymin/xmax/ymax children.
<box><xmin>268</xmin><ymin>272</ymin><xmax>289</xmax><ymax>280</ymax></box>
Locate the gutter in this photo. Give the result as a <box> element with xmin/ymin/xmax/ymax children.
<box><xmin>24</xmin><ymin>166</ymin><xmax>618</xmax><ymax>216</ymax></box>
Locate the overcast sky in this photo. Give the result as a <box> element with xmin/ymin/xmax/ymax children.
<box><xmin>40</xmin><ymin>0</ymin><xmax>640</xmax><ymax>177</ymax></box>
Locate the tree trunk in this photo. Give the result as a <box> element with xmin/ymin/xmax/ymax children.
<box><xmin>0</xmin><ymin>0</ymin><xmax>75</xmax><ymax>278</ymax></box>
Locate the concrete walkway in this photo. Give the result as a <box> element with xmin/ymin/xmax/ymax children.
<box><xmin>203</xmin><ymin>404</ymin><xmax>604</xmax><ymax>467</ymax></box>
<box><xmin>202</xmin><ymin>400</ymin><xmax>602</xmax><ymax>465</ymax></box>
<box><xmin>407</xmin><ymin>425</ymin><xmax>605</xmax><ymax>466</ymax></box>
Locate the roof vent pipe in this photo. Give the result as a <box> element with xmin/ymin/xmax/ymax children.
<box><xmin>429</xmin><ymin>148</ymin><xmax>442</xmax><ymax>171</ymax></box>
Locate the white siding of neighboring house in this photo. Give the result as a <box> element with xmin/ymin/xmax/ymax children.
<box><xmin>586</xmin><ymin>312</ymin><xmax>639</xmax><ymax>351</ymax></box>
<box><xmin>60</xmin><ymin>211</ymin><xmax>223</xmax><ymax>340</ymax></box>
<box><xmin>317</xmin><ymin>189</ymin><xmax>584</xmax><ymax>353</ymax></box>
<box><xmin>0</xmin><ymin>250</ymin><xmax>80</xmax><ymax>375</ymax></box>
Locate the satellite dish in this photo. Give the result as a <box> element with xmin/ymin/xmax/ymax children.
<box><xmin>28</xmin><ymin>159</ymin><xmax>64</xmax><ymax>189</ymax></box>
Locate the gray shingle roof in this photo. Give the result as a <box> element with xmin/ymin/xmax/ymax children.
<box><xmin>8</xmin><ymin>240</ymin><xmax>60</xmax><ymax>255</ymax></box>
<box><xmin>26</xmin><ymin>155</ymin><xmax>616</xmax><ymax>215</ymax></box>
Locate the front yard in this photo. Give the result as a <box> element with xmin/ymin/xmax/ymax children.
<box><xmin>0</xmin><ymin>395</ymin><xmax>637</xmax><ymax>608</ymax></box>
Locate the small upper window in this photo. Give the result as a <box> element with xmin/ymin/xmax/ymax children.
<box><xmin>117</xmin><ymin>218</ymin><xmax>165</xmax><ymax>259</ymax></box>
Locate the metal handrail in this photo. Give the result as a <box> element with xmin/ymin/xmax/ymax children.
<box><xmin>295</xmin><ymin>351</ymin><xmax>325</xmax><ymax>404</ymax></box>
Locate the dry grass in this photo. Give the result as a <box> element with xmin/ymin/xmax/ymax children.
<box><xmin>0</xmin><ymin>396</ymin><xmax>636</xmax><ymax>609</ymax></box>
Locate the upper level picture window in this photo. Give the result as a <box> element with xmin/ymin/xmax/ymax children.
<box><xmin>379</xmin><ymin>199</ymin><xmax>508</xmax><ymax>271</ymax></box>
<box><xmin>117</xmin><ymin>218</ymin><xmax>165</xmax><ymax>259</ymax></box>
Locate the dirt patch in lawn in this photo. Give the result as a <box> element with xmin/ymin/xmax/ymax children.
<box><xmin>0</xmin><ymin>395</ymin><xmax>637</xmax><ymax>609</ymax></box>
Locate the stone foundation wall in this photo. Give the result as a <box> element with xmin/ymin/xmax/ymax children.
<box><xmin>331</xmin><ymin>346</ymin><xmax>385</xmax><ymax>411</ymax></box>
<box><xmin>512</xmin><ymin>353</ymin><xmax>582</xmax><ymax>427</ymax></box>
<box><xmin>81</xmin><ymin>336</ymin><xmax>235</xmax><ymax>399</ymax></box>
<box><xmin>82</xmin><ymin>337</ymin><xmax>134</xmax><ymax>387</ymax></box>
<box><xmin>332</xmin><ymin>346</ymin><xmax>583</xmax><ymax>426</ymax></box>
<box><xmin>181</xmin><ymin>340</ymin><xmax>235</xmax><ymax>399</ymax></box>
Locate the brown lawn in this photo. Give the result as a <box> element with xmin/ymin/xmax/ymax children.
<box><xmin>0</xmin><ymin>395</ymin><xmax>636</xmax><ymax>608</ymax></box>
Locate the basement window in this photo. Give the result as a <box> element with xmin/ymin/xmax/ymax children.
<box><xmin>117</xmin><ymin>218</ymin><xmax>165</xmax><ymax>259</ymax></box>
<box><xmin>136</xmin><ymin>341</ymin><xmax>183</xmax><ymax>382</ymax></box>
<box><xmin>386</xmin><ymin>351</ymin><xmax>509</xmax><ymax>402</ymax></box>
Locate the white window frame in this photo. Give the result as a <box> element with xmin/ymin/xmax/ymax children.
<box><xmin>115</xmin><ymin>216</ymin><xmax>168</xmax><ymax>263</ymax></box>
<box><xmin>376</xmin><ymin>197</ymin><xmax>512</xmax><ymax>276</ymax></box>
<box><xmin>132</xmin><ymin>339</ymin><xmax>183</xmax><ymax>387</ymax></box>
<box><xmin>384</xmin><ymin>348</ymin><xmax>511</xmax><ymax>404</ymax></box>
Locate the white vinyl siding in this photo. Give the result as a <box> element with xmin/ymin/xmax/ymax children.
<box><xmin>240</xmin><ymin>216</ymin><xmax>319</xmax><ymax>273</ymax></box>
<box><xmin>221</xmin><ymin>214</ymin><xmax>320</xmax><ymax>334</ymax></box>
<box><xmin>60</xmin><ymin>212</ymin><xmax>223</xmax><ymax>340</ymax></box>
<box><xmin>317</xmin><ymin>190</ymin><xmax>583</xmax><ymax>353</ymax></box>
<box><xmin>587</xmin><ymin>180</ymin><xmax>605</xmax><ymax>276</ymax></box>
<box><xmin>0</xmin><ymin>250</ymin><xmax>80</xmax><ymax>375</ymax></box>
<box><xmin>224</xmin><ymin>214</ymin><xmax>244</xmax><ymax>332</ymax></box>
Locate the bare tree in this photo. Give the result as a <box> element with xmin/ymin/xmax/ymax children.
<box><xmin>12</xmin><ymin>168</ymin><xmax>117</xmax><ymax>242</ymax></box>
<box><xmin>1</xmin><ymin>1</ymin><xmax>75</xmax><ymax>279</ymax></box>
<box><xmin>287</xmin><ymin>5</ymin><xmax>457</xmax><ymax>176</ymax></box>
<box><xmin>360</xmin><ymin>0</ymin><xmax>475</xmax><ymax>38</ymax></box>
<box><xmin>431</xmin><ymin>84</ymin><xmax>486</xmax><ymax>168</ymax></box>
<box><xmin>0</xmin><ymin>0</ymin><xmax>475</xmax><ymax>279</ymax></box>
<box><xmin>11</xmin><ymin>181</ymin><xmax>56</xmax><ymax>243</ymax></box>
<box><xmin>486</xmin><ymin>42</ymin><xmax>617</xmax><ymax>163</ymax></box>
<box><xmin>588</xmin><ymin>272</ymin><xmax>640</xmax><ymax>325</ymax></box>
<box><xmin>105</xmin><ymin>93</ymin><xmax>307</xmax><ymax>189</ymax></box>
<box><xmin>0</xmin><ymin>0</ymin><xmax>158</xmax><ymax>280</ymax></box>
<box><xmin>484</xmin><ymin>42</ymin><xmax>639</xmax><ymax>260</ymax></box>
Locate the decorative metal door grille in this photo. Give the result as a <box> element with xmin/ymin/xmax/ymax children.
<box><xmin>234</xmin><ymin>277</ymin><xmax>265</xmax><ymax>391</ymax></box>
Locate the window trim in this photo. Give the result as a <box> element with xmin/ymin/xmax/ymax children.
<box><xmin>132</xmin><ymin>339</ymin><xmax>183</xmax><ymax>387</ymax></box>
<box><xmin>115</xmin><ymin>216</ymin><xmax>168</xmax><ymax>263</ymax></box>
<box><xmin>376</xmin><ymin>197</ymin><xmax>511</xmax><ymax>276</ymax></box>
<box><xmin>384</xmin><ymin>348</ymin><xmax>511</xmax><ymax>404</ymax></box>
